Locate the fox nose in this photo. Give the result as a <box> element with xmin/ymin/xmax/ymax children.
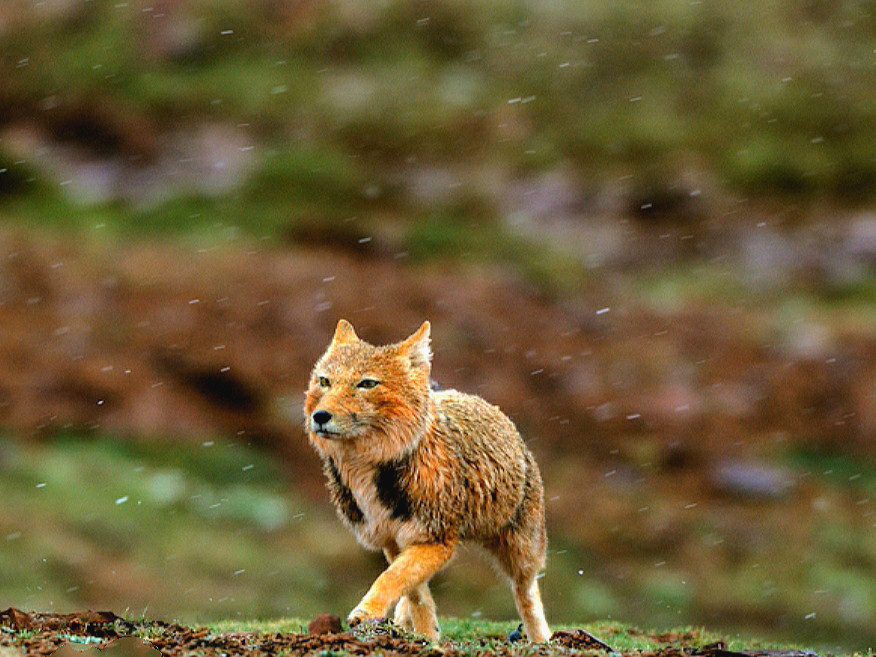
<box><xmin>312</xmin><ymin>410</ymin><xmax>332</xmax><ymax>427</ymax></box>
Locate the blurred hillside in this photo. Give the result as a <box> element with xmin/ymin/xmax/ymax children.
<box><xmin>0</xmin><ymin>0</ymin><xmax>874</xmax><ymax>653</ymax></box>
<box><xmin>2</xmin><ymin>0</ymin><xmax>876</xmax><ymax>227</ymax></box>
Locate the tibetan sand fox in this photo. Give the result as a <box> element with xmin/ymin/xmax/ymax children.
<box><xmin>304</xmin><ymin>319</ymin><xmax>550</xmax><ymax>642</ymax></box>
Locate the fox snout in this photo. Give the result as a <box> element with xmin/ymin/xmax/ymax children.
<box><xmin>311</xmin><ymin>409</ymin><xmax>332</xmax><ymax>428</ymax></box>
<box><xmin>310</xmin><ymin>409</ymin><xmax>346</xmax><ymax>438</ymax></box>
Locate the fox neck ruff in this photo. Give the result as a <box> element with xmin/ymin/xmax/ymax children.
<box><xmin>310</xmin><ymin>395</ymin><xmax>434</xmax><ymax>468</ymax></box>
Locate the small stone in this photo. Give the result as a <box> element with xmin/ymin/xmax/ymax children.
<box><xmin>308</xmin><ymin>613</ymin><xmax>343</xmax><ymax>635</ymax></box>
<box><xmin>711</xmin><ymin>459</ymin><xmax>795</xmax><ymax>500</ymax></box>
<box><xmin>550</xmin><ymin>628</ymin><xmax>616</xmax><ymax>652</ymax></box>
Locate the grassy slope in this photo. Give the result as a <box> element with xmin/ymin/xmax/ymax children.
<box><xmin>2</xmin><ymin>0</ymin><xmax>876</xmax><ymax>239</ymax></box>
<box><xmin>2</xmin><ymin>1</ymin><xmax>875</xmax><ymax>316</ymax></box>
<box><xmin>0</xmin><ymin>435</ymin><xmax>354</xmax><ymax>622</ymax></box>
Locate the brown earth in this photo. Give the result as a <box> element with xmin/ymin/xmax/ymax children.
<box><xmin>0</xmin><ymin>608</ymin><xmax>823</xmax><ymax>657</ymax></box>
<box><xmin>1</xmin><ymin>227</ymin><xmax>873</xmax><ymax>470</ymax></box>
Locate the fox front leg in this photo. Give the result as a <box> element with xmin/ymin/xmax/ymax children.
<box><xmin>348</xmin><ymin>541</ymin><xmax>456</xmax><ymax>636</ymax></box>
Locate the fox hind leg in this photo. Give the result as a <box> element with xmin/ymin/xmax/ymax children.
<box><xmin>485</xmin><ymin>532</ymin><xmax>550</xmax><ymax>642</ymax></box>
<box><xmin>512</xmin><ymin>573</ymin><xmax>550</xmax><ymax>643</ymax></box>
<box><xmin>393</xmin><ymin>582</ymin><xmax>439</xmax><ymax>637</ymax></box>
<box><xmin>486</xmin><ymin>511</ymin><xmax>550</xmax><ymax>642</ymax></box>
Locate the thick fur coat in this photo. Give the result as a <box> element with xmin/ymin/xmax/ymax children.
<box><xmin>304</xmin><ymin>320</ymin><xmax>550</xmax><ymax>642</ymax></box>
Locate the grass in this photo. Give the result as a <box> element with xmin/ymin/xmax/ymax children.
<box><xmin>0</xmin><ymin>434</ymin><xmax>360</xmax><ymax>622</ymax></box>
<box><xmin>3</xmin><ymin>0</ymin><xmax>876</xmax><ymax>224</ymax></box>
<box><xmin>4</xmin><ymin>615</ymin><xmax>846</xmax><ymax>657</ymax></box>
<box><xmin>206</xmin><ymin>617</ymin><xmax>779</xmax><ymax>653</ymax></box>
<box><xmin>785</xmin><ymin>446</ymin><xmax>876</xmax><ymax>496</ymax></box>
<box><xmin>3</xmin><ymin>1</ymin><xmax>875</xmax><ymax>319</ymax></box>
<box><xmin>2</xmin><ymin>0</ymin><xmax>876</xmax><ymax>314</ymax></box>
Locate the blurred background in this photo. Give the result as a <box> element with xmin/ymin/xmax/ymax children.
<box><xmin>0</xmin><ymin>0</ymin><xmax>874</xmax><ymax>652</ymax></box>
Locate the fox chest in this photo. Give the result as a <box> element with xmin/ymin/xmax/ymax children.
<box><xmin>324</xmin><ymin>455</ymin><xmax>428</xmax><ymax>550</ymax></box>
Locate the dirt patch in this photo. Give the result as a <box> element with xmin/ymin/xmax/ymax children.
<box><xmin>0</xmin><ymin>609</ymin><xmax>822</xmax><ymax>657</ymax></box>
<box><xmin>0</xmin><ymin>228</ymin><xmax>873</xmax><ymax>464</ymax></box>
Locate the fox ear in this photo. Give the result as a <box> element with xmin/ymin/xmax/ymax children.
<box><xmin>399</xmin><ymin>321</ymin><xmax>432</xmax><ymax>369</ymax></box>
<box><xmin>332</xmin><ymin>319</ymin><xmax>359</xmax><ymax>345</ymax></box>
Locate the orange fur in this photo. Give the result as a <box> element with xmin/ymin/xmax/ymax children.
<box><xmin>304</xmin><ymin>320</ymin><xmax>550</xmax><ymax>642</ymax></box>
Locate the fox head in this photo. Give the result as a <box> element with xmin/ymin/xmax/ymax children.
<box><xmin>305</xmin><ymin>319</ymin><xmax>433</xmax><ymax>459</ymax></box>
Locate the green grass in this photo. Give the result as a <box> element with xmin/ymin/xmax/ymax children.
<box><xmin>2</xmin><ymin>0</ymin><xmax>874</xmax><ymax>325</ymax></box>
<box><xmin>3</xmin><ymin>0</ymin><xmax>876</xmax><ymax>225</ymax></box>
<box><xmin>785</xmin><ymin>446</ymin><xmax>876</xmax><ymax>496</ymax></box>
<box><xmin>0</xmin><ymin>434</ymin><xmax>361</xmax><ymax>622</ymax></box>
<box><xmin>2</xmin><ymin>0</ymin><xmax>876</xmax><ymax>313</ymax></box>
<box><xmin>5</xmin><ymin>615</ymin><xmax>846</xmax><ymax>657</ymax></box>
<box><xmin>206</xmin><ymin>617</ymin><xmax>776</xmax><ymax>653</ymax></box>
<box><xmin>210</xmin><ymin>617</ymin><xmax>311</xmax><ymax>634</ymax></box>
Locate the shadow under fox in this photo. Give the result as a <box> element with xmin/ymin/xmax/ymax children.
<box><xmin>304</xmin><ymin>320</ymin><xmax>550</xmax><ymax>641</ymax></box>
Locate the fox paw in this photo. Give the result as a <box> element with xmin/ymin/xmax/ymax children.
<box><xmin>347</xmin><ymin>605</ymin><xmax>383</xmax><ymax>627</ymax></box>
<box><xmin>348</xmin><ymin>614</ymin><xmax>397</xmax><ymax>640</ymax></box>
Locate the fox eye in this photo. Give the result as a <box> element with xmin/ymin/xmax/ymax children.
<box><xmin>356</xmin><ymin>378</ymin><xmax>379</xmax><ymax>389</ymax></box>
<box><xmin>318</xmin><ymin>376</ymin><xmax>331</xmax><ymax>387</ymax></box>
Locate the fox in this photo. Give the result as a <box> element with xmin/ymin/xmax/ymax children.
<box><xmin>304</xmin><ymin>319</ymin><xmax>551</xmax><ymax>642</ymax></box>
